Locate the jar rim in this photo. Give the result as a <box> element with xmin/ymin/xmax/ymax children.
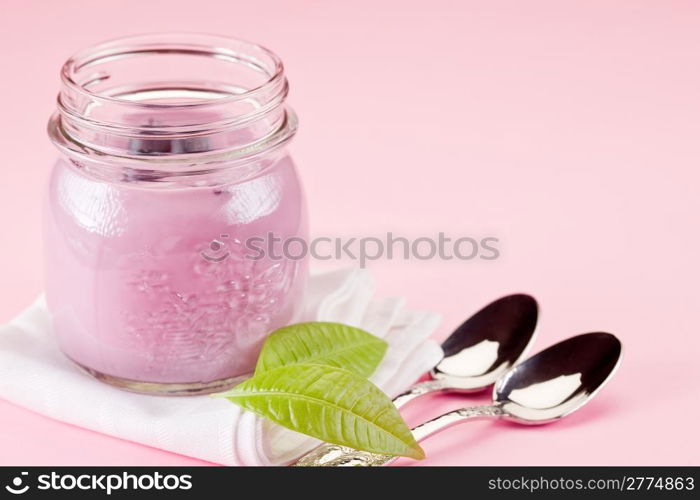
<box><xmin>60</xmin><ymin>32</ymin><xmax>286</xmax><ymax>110</ymax></box>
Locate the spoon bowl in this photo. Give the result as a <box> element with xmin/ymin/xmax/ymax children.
<box><xmin>433</xmin><ymin>293</ymin><xmax>539</xmax><ymax>391</ymax></box>
<box><xmin>495</xmin><ymin>332</ymin><xmax>623</xmax><ymax>424</ymax></box>
<box><xmin>391</xmin><ymin>294</ymin><xmax>539</xmax><ymax>408</ymax></box>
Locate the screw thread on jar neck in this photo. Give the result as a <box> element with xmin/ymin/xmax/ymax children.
<box><xmin>49</xmin><ymin>34</ymin><xmax>297</xmax><ymax>167</ymax></box>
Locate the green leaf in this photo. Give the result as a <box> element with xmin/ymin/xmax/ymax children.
<box><xmin>255</xmin><ymin>322</ymin><xmax>387</xmax><ymax>378</ymax></box>
<box><xmin>218</xmin><ymin>364</ymin><xmax>424</xmax><ymax>459</ymax></box>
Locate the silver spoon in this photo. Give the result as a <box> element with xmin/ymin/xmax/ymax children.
<box><xmin>392</xmin><ymin>293</ymin><xmax>539</xmax><ymax>408</ymax></box>
<box><xmin>295</xmin><ymin>332</ymin><xmax>622</xmax><ymax>466</ymax></box>
<box><xmin>294</xmin><ymin>293</ymin><xmax>538</xmax><ymax>464</ymax></box>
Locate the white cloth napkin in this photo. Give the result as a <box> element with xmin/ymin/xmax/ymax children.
<box><xmin>0</xmin><ymin>268</ymin><xmax>442</xmax><ymax>465</ymax></box>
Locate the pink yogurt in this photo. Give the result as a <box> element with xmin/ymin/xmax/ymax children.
<box><xmin>44</xmin><ymin>154</ymin><xmax>307</xmax><ymax>386</ymax></box>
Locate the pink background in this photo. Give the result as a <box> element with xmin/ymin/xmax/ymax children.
<box><xmin>1</xmin><ymin>0</ymin><xmax>698</xmax><ymax>465</ymax></box>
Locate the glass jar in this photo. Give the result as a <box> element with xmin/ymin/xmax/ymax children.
<box><xmin>45</xmin><ymin>34</ymin><xmax>307</xmax><ymax>395</ymax></box>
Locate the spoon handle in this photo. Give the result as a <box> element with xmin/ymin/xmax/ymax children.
<box><xmin>411</xmin><ymin>403</ymin><xmax>504</xmax><ymax>442</ymax></box>
<box><xmin>392</xmin><ymin>380</ymin><xmax>448</xmax><ymax>409</ymax></box>
<box><xmin>293</xmin><ymin>404</ymin><xmax>503</xmax><ymax>467</ymax></box>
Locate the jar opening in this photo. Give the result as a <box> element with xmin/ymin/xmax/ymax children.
<box><xmin>49</xmin><ymin>33</ymin><xmax>296</xmax><ymax>163</ymax></box>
